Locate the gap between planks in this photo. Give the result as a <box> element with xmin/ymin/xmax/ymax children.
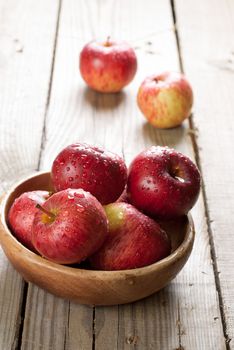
<box><xmin>37</xmin><ymin>0</ymin><xmax>63</xmax><ymax>171</ymax></box>
<box><xmin>171</xmin><ymin>0</ymin><xmax>231</xmax><ymax>348</ymax></box>
<box><xmin>15</xmin><ymin>1</ymin><xmax>64</xmax><ymax>349</ymax></box>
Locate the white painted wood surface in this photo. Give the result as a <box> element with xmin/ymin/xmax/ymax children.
<box><xmin>175</xmin><ymin>0</ymin><xmax>234</xmax><ymax>347</ymax></box>
<box><xmin>0</xmin><ymin>1</ymin><xmax>59</xmax><ymax>349</ymax></box>
<box><xmin>0</xmin><ymin>0</ymin><xmax>232</xmax><ymax>349</ymax></box>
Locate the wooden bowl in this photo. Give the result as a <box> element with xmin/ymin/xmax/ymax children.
<box><xmin>0</xmin><ymin>172</ymin><xmax>195</xmax><ymax>305</ymax></box>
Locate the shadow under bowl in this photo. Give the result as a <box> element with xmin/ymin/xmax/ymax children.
<box><xmin>0</xmin><ymin>172</ymin><xmax>195</xmax><ymax>305</ymax></box>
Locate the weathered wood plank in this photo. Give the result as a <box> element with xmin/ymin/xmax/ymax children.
<box><xmin>20</xmin><ymin>0</ymin><xmax>95</xmax><ymax>348</ymax></box>
<box><xmin>22</xmin><ymin>289</ymin><xmax>93</xmax><ymax>350</ymax></box>
<box><xmin>0</xmin><ymin>250</ymin><xmax>23</xmax><ymax>350</ymax></box>
<box><xmin>65</xmin><ymin>304</ymin><xmax>93</xmax><ymax>350</ymax></box>
<box><xmin>32</xmin><ymin>0</ymin><xmax>226</xmax><ymax>349</ymax></box>
<box><xmin>21</xmin><ymin>289</ymin><xmax>69</xmax><ymax>350</ymax></box>
<box><xmin>175</xmin><ymin>0</ymin><xmax>234</xmax><ymax>347</ymax></box>
<box><xmin>91</xmin><ymin>0</ymin><xmax>225</xmax><ymax>348</ymax></box>
<box><xmin>0</xmin><ymin>0</ymin><xmax>60</xmax><ymax>349</ymax></box>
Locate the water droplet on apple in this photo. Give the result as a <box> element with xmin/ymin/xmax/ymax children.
<box><xmin>66</xmin><ymin>166</ymin><xmax>70</xmax><ymax>171</ymax></box>
<box><xmin>69</xmin><ymin>177</ymin><xmax>73</xmax><ymax>181</ymax></box>
<box><xmin>74</xmin><ymin>192</ymin><xmax>85</xmax><ymax>198</ymax></box>
<box><xmin>80</xmin><ymin>154</ymin><xmax>88</xmax><ymax>159</ymax></box>
<box><xmin>76</xmin><ymin>204</ymin><xmax>85</xmax><ymax>212</ymax></box>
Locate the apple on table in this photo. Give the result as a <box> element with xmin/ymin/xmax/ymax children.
<box><xmin>137</xmin><ymin>72</ymin><xmax>193</xmax><ymax>128</ymax></box>
<box><xmin>79</xmin><ymin>38</ymin><xmax>137</xmax><ymax>93</ymax></box>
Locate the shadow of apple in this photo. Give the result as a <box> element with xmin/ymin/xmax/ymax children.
<box><xmin>142</xmin><ymin>121</ymin><xmax>188</xmax><ymax>149</ymax></box>
<box><xmin>83</xmin><ymin>86</ymin><xmax>127</xmax><ymax>112</ymax></box>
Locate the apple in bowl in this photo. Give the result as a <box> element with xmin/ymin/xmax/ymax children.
<box><xmin>32</xmin><ymin>188</ymin><xmax>108</xmax><ymax>264</ymax></box>
<box><xmin>0</xmin><ymin>172</ymin><xmax>195</xmax><ymax>305</ymax></box>
<box><xmin>8</xmin><ymin>190</ymin><xmax>50</xmax><ymax>251</ymax></box>
<box><xmin>51</xmin><ymin>142</ymin><xmax>127</xmax><ymax>205</ymax></box>
<box><xmin>90</xmin><ymin>202</ymin><xmax>171</xmax><ymax>271</ymax></box>
<box><xmin>79</xmin><ymin>38</ymin><xmax>137</xmax><ymax>93</ymax></box>
<box><xmin>127</xmin><ymin>146</ymin><xmax>201</xmax><ymax>219</ymax></box>
<box><xmin>137</xmin><ymin>72</ymin><xmax>193</xmax><ymax>128</ymax></box>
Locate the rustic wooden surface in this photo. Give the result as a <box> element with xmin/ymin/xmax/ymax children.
<box><xmin>0</xmin><ymin>0</ymin><xmax>232</xmax><ymax>349</ymax></box>
<box><xmin>175</xmin><ymin>0</ymin><xmax>234</xmax><ymax>347</ymax></box>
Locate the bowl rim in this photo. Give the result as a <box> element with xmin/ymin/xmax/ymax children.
<box><xmin>0</xmin><ymin>171</ymin><xmax>195</xmax><ymax>280</ymax></box>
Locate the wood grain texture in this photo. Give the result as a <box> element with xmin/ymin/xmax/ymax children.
<box><xmin>0</xmin><ymin>0</ymin><xmax>59</xmax><ymax>349</ymax></box>
<box><xmin>0</xmin><ymin>0</ymin><xmax>230</xmax><ymax>349</ymax></box>
<box><xmin>175</xmin><ymin>0</ymin><xmax>234</xmax><ymax>347</ymax></box>
<box><xmin>64</xmin><ymin>303</ymin><xmax>93</xmax><ymax>350</ymax></box>
<box><xmin>0</xmin><ymin>249</ymin><xmax>24</xmax><ymax>349</ymax></box>
<box><xmin>22</xmin><ymin>290</ymin><xmax>93</xmax><ymax>350</ymax></box>
<box><xmin>21</xmin><ymin>289</ymin><xmax>69</xmax><ymax>350</ymax></box>
<box><xmin>36</xmin><ymin>0</ymin><xmax>225</xmax><ymax>349</ymax></box>
<box><xmin>19</xmin><ymin>0</ymin><xmax>94</xmax><ymax>348</ymax></box>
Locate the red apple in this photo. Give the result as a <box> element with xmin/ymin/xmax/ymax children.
<box><xmin>8</xmin><ymin>191</ymin><xmax>49</xmax><ymax>250</ymax></box>
<box><xmin>90</xmin><ymin>202</ymin><xmax>171</xmax><ymax>270</ymax></box>
<box><xmin>32</xmin><ymin>188</ymin><xmax>108</xmax><ymax>264</ymax></box>
<box><xmin>79</xmin><ymin>38</ymin><xmax>137</xmax><ymax>93</ymax></box>
<box><xmin>51</xmin><ymin>142</ymin><xmax>127</xmax><ymax>205</ymax></box>
<box><xmin>137</xmin><ymin>72</ymin><xmax>193</xmax><ymax>128</ymax></box>
<box><xmin>127</xmin><ymin>146</ymin><xmax>201</xmax><ymax>219</ymax></box>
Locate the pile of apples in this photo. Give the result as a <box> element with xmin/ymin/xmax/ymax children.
<box><xmin>8</xmin><ymin>39</ymin><xmax>199</xmax><ymax>271</ymax></box>
<box><xmin>8</xmin><ymin>143</ymin><xmax>201</xmax><ymax>271</ymax></box>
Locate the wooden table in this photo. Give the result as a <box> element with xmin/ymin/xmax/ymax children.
<box><xmin>0</xmin><ymin>0</ymin><xmax>233</xmax><ymax>349</ymax></box>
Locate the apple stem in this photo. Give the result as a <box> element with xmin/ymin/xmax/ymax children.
<box><xmin>154</xmin><ymin>77</ymin><xmax>163</xmax><ymax>84</ymax></box>
<box><xmin>36</xmin><ymin>204</ymin><xmax>56</xmax><ymax>219</ymax></box>
<box><xmin>105</xmin><ymin>36</ymin><xmax>111</xmax><ymax>47</ymax></box>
